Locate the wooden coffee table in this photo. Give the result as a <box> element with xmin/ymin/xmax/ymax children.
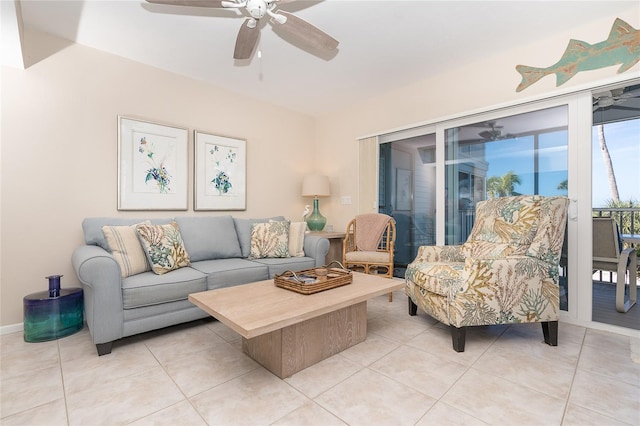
<box><xmin>189</xmin><ymin>272</ymin><xmax>403</xmax><ymax>378</ymax></box>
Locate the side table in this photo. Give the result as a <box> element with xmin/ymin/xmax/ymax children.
<box><xmin>23</xmin><ymin>288</ymin><xmax>84</xmax><ymax>342</ymax></box>
<box><xmin>309</xmin><ymin>231</ymin><xmax>346</xmax><ymax>265</ymax></box>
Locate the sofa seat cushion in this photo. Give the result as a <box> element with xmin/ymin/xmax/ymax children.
<box><xmin>122</xmin><ymin>267</ymin><xmax>207</xmax><ymax>309</ymax></box>
<box><xmin>251</xmin><ymin>256</ymin><xmax>316</xmax><ymax>278</ymax></box>
<box><xmin>175</xmin><ymin>216</ymin><xmax>242</xmax><ymax>261</ymax></box>
<box><xmin>190</xmin><ymin>258</ymin><xmax>269</xmax><ymax>290</ymax></box>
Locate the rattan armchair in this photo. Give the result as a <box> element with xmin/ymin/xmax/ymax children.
<box><xmin>343</xmin><ymin>214</ymin><xmax>396</xmax><ymax>301</ymax></box>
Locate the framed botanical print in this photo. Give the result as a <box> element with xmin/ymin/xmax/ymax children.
<box><xmin>118</xmin><ymin>116</ymin><xmax>188</xmax><ymax>210</ymax></box>
<box><xmin>194</xmin><ymin>131</ymin><xmax>247</xmax><ymax>211</ymax></box>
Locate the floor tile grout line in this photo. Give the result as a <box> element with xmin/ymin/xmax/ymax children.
<box><xmin>56</xmin><ymin>339</ymin><xmax>72</xmax><ymax>426</ymax></box>
<box><xmin>558</xmin><ymin>331</ymin><xmax>635</xmax><ymax>426</ymax></box>
<box><xmin>3</xmin><ymin>293</ymin><xmax>638</xmax><ymax>426</ymax></box>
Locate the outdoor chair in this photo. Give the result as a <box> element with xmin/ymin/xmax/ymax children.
<box><xmin>343</xmin><ymin>213</ymin><xmax>396</xmax><ymax>301</ymax></box>
<box><xmin>405</xmin><ymin>195</ymin><xmax>569</xmax><ymax>352</ymax></box>
<box><xmin>592</xmin><ymin>217</ymin><xmax>637</xmax><ymax>313</ymax></box>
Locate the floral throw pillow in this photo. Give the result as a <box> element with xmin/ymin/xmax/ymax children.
<box><xmin>249</xmin><ymin>221</ymin><xmax>290</xmax><ymax>259</ymax></box>
<box><xmin>135</xmin><ymin>222</ymin><xmax>190</xmax><ymax>275</ymax></box>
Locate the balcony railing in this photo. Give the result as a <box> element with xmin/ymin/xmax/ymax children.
<box><xmin>592</xmin><ymin>207</ymin><xmax>640</xmax><ymax>238</ymax></box>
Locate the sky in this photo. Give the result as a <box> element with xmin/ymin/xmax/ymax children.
<box><xmin>484</xmin><ymin>130</ymin><xmax>568</xmax><ymax>198</ymax></box>
<box><xmin>481</xmin><ymin>119</ymin><xmax>638</xmax><ymax>207</ymax></box>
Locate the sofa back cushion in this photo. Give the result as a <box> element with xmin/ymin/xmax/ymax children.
<box><xmin>174</xmin><ymin>216</ymin><xmax>242</xmax><ymax>261</ymax></box>
<box><xmin>234</xmin><ymin>216</ymin><xmax>285</xmax><ymax>258</ymax></box>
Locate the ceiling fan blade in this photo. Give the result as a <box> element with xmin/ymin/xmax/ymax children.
<box><xmin>608</xmin><ymin>105</ymin><xmax>640</xmax><ymax>112</ymax></box>
<box><xmin>277</xmin><ymin>10</ymin><xmax>338</xmax><ymax>51</ymax></box>
<box><xmin>146</xmin><ymin>0</ymin><xmax>227</xmax><ymax>7</ymax></box>
<box><xmin>234</xmin><ymin>19</ymin><xmax>259</xmax><ymax>60</ymax></box>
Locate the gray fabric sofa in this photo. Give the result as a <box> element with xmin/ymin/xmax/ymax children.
<box><xmin>71</xmin><ymin>215</ymin><xmax>329</xmax><ymax>355</ymax></box>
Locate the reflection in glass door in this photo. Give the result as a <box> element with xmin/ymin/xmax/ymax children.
<box><xmin>444</xmin><ymin>106</ymin><xmax>569</xmax><ymax>308</ymax></box>
<box><xmin>378</xmin><ymin>134</ymin><xmax>437</xmax><ymax>278</ymax></box>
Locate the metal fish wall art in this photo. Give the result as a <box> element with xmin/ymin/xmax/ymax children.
<box><xmin>516</xmin><ymin>18</ymin><xmax>640</xmax><ymax>92</ymax></box>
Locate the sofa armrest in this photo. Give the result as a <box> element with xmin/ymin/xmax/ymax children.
<box><xmin>71</xmin><ymin>245</ymin><xmax>125</xmax><ymax>344</ymax></box>
<box><xmin>303</xmin><ymin>235</ymin><xmax>330</xmax><ymax>267</ymax></box>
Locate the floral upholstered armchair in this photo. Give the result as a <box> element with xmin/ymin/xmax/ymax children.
<box><xmin>405</xmin><ymin>195</ymin><xmax>569</xmax><ymax>352</ymax></box>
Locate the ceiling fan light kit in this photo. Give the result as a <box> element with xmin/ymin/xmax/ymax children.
<box><xmin>146</xmin><ymin>0</ymin><xmax>338</xmax><ymax>60</ymax></box>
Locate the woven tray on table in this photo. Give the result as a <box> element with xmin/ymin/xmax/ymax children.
<box><xmin>274</xmin><ymin>261</ymin><xmax>352</xmax><ymax>295</ymax></box>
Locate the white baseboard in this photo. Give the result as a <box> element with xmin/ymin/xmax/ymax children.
<box><xmin>1</xmin><ymin>323</ymin><xmax>23</xmax><ymax>335</ymax></box>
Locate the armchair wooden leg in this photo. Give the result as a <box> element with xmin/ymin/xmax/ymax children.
<box><xmin>451</xmin><ymin>326</ymin><xmax>466</xmax><ymax>352</ymax></box>
<box><xmin>388</xmin><ymin>292</ymin><xmax>393</xmax><ymax>302</ymax></box>
<box><xmin>541</xmin><ymin>321</ymin><xmax>558</xmax><ymax>346</ymax></box>
<box><xmin>408</xmin><ymin>298</ymin><xmax>417</xmax><ymax>316</ymax></box>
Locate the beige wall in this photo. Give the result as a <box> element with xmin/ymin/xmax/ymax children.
<box><xmin>1</xmin><ymin>33</ymin><xmax>316</xmax><ymax>326</ymax></box>
<box><xmin>316</xmin><ymin>8</ymin><xmax>640</xmax><ymax>230</ymax></box>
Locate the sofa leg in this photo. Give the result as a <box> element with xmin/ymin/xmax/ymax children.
<box><xmin>96</xmin><ymin>342</ymin><xmax>113</xmax><ymax>356</ymax></box>
<box><xmin>408</xmin><ymin>298</ymin><xmax>417</xmax><ymax>316</ymax></box>
<box><xmin>542</xmin><ymin>321</ymin><xmax>558</xmax><ymax>346</ymax></box>
<box><xmin>451</xmin><ymin>326</ymin><xmax>466</xmax><ymax>352</ymax></box>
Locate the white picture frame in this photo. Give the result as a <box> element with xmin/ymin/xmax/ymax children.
<box><xmin>118</xmin><ymin>116</ymin><xmax>188</xmax><ymax>210</ymax></box>
<box><xmin>194</xmin><ymin>131</ymin><xmax>247</xmax><ymax>211</ymax></box>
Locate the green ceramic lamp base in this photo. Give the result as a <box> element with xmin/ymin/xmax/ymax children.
<box><xmin>306</xmin><ymin>198</ymin><xmax>327</xmax><ymax>231</ymax></box>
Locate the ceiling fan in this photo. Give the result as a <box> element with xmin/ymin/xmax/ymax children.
<box><xmin>476</xmin><ymin>121</ymin><xmax>516</xmax><ymax>141</ymax></box>
<box><xmin>593</xmin><ymin>85</ymin><xmax>640</xmax><ymax>112</ymax></box>
<box><xmin>145</xmin><ymin>0</ymin><xmax>339</xmax><ymax>60</ymax></box>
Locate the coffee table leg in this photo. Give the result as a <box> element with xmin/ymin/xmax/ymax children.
<box><xmin>243</xmin><ymin>301</ymin><xmax>367</xmax><ymax>378</ymax></box>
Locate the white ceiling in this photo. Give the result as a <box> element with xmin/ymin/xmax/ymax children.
<box><xmin>13</xmin><ymin>0</ymin><xmax>639</xmax><ymax>116</ymax></box>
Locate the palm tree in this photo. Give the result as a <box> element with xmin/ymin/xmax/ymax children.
<box><xmin>557</xmin><ymin>180</ymin><xmax>568</xmax><ymax>192</ymax></box>
<box><xmin>486</xmin><ymin>171</ymin><xmax>521</xmax><ymax>198</ymax></box>
<box><xmin>597</xmin><ymin>124</ymin><xmax>619</xmax><ymax>202</ymax></box>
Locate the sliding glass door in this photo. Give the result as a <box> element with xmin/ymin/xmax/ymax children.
<box><xmin>378</xmin><ymin>133</ymin><xmax>436</xmax><ymax>277</ymax></box>
<box><xmin>365</xmin><ymin>81</ymin><xmax>639</xmax><ymax>334</ymax></box>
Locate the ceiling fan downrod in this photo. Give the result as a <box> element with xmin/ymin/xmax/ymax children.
<box><xmin>222</xmin><ymin>0</ymin><xmax>286</xmax><ymax>24</ymax></box>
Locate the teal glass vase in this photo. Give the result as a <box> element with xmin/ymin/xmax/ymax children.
<box><xmin>306</xmin><ymin>198</ymin><xmax>327</xmax><ymax>231</ymax></box>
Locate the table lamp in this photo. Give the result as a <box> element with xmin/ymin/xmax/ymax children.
<box><xmin>302</xmin><ymin>174</ymin><xmax>331</xmax><ymax>231</ymax></box>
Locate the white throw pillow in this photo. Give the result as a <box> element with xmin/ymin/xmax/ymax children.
<box><xmin>102</xmin><ymin>222</ymin><xmax>151</xmax><ymax>278</ymax></box>
<box><xmin>289</xmin><ymin>222</ymin><xmax>306</xmax><ymax>257</ymax></box>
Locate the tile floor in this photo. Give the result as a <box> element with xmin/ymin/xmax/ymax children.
<box><xmin>1</xmin><ymin>290</ymin><xmax>639</xmax><ymax>426</ymax></box>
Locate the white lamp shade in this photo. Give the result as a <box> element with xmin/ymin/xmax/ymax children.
<box><xmin>302</xmin><ymin>175</ymin><xmax>331</xmax><ymax>197</ymax></box>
